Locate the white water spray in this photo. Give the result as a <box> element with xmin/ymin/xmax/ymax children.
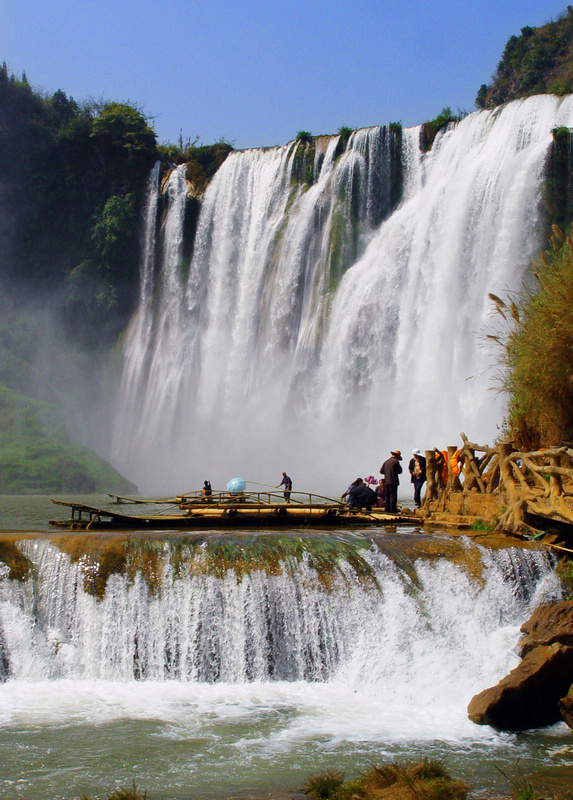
<box><xmin>113</xmin><ymin>96</ymin><xmax>573</xmax><ymax>494</ymax></box>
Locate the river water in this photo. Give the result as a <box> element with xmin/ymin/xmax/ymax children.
<box><xmin>0</xmin><ymin>495</ymin><xmax>572</xmax><ymax>799</ymax></box>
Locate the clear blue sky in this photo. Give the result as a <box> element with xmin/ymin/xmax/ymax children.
<box><xmin>1</xmin><ymin>0</ymin><xmax>570</xmax><ymax>150</ymax></box>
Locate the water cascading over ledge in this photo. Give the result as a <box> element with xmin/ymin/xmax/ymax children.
<box><xmin>113</xmin><ymin>96</ymin><xmax>573</xmax><ymax>495</ymax></box>
<box><xmin>0</xmin><ymin>534</ymin><xmax>560</xmax><ymax>686</ymax></box>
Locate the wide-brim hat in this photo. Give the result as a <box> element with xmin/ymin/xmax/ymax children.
<box><xmin>391</xmin><ymin>449</ymin><xmax>402</xmax><ymax>459</ymax></box>
<box><xmin>412</xmin><ymin>448</ymin><xmax>423</xmax><ymax>456</ymax></box>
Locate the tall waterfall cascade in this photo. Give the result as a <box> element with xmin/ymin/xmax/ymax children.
<box><xmin>113</xmin><ymin>96</ymin><xmax>573</xmax><ymax>494</ymax></box>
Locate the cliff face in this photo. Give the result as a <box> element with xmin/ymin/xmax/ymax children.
<box><xmin>477</xmin><ymin>7</ymin><xmax>573</xmax><ymax>108</ymax></box>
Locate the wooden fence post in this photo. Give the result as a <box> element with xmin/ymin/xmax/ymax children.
<box><xmin>447</xmin><ymin>446</ymin><xmax>462</xmax><ymax>491</ymax></box>
<box><xmin>498</xmin><ymin>443</ymin><xmax>514</xmax><ymax>492</ymax></box>
<box><xmin>425</xmin><ymin>449</ymin><xmax>437</xmax><ymax>502</ymax></box>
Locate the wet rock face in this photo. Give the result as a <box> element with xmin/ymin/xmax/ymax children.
<box><xmin>468</xmin><ymin>599</ymin><xmax>573</xmax><ymax>731</ymax></box>
<box><xmin>0</xmin><ymin>631</ymin><xmax>9</xmax><ymax>683</ymax></box>
<box><xmin>559</xmin><ymin>689</ymin><xmax>573</xmax><ymax>727</ymax></box>
<box><xmin>519</xmin><ymin>599</ymin><xmax>573</xmax><ymax>656</ymax></box>
<box><xmin>467</xmin><ymin>643</ymin><xmax>573</xmax><ymax>730</ymax></box>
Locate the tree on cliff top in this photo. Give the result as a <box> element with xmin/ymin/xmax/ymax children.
<box><xmin>477</xmin><ymin>7</ymin><xmax>573</xmax><ymax>108</ymax></box>
<box><xmin>0</xmin><ymin>68</ymin><xmax>159</xmax><ymax>347</ymax></box>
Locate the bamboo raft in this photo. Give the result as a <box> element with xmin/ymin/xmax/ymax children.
<box><xmin>50</xmin><ymin>490</ymin><xmax>409</xmax><ymax>531</ymax></box>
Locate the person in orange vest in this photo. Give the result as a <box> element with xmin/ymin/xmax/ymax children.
<box><xmin>450</xmin><ymin>449</ymin><xmax>464</xmax><ymax>487</ymax></box>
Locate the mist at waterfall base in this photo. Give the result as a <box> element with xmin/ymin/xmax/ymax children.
<box><xmin>111</xmin><ymin>95</ymin><xmax>573</xmax><ymax>496</ymax></box>
<box><xmin>0</xmin><ymin>522</ymin><xmax>571</xmax><ymax>799</ymax></box>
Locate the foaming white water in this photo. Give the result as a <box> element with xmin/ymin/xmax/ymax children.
<box><xmin>0</xmin><ymin>539</ymin><xmax>560</xmax><ymax>742</ymax></box>
<box><xmin>0</xmin><ymin>539</ymin><xmax>566</xmax><ymax>800</ymax></box>
<box><xmin>112</xmin><ymin>96</ymin><xmax>573</xmax><ymax>495</ymax></box>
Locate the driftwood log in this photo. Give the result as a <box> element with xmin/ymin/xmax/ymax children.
<box><xmin>422</xmin><ymin>434</ymin><xmax>573</xmax><ymax>534</ymax></box>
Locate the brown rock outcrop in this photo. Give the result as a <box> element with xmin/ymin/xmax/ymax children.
<box><xmin>519</xmin><ymin>600</ymin><xmax>573</xmax><ymax>656</ymax></box>
<box><xmin>467</xmin><ymin>643</ymin><xmax>573</xmax><ymax>730</ymax></box>
<box><xmin>559</xmin><ymin>688</ymin><xmax>573</xmax><ymax>728</ymax></box>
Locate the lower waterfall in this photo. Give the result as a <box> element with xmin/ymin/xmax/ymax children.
<box><xmin>0</xmin><ymin>534</ymin><xmax>568</xmax><ymax>799</ymax></box>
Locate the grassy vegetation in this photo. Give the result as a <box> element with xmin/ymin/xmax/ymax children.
<box><xmin>556</xmin><ymin>556</ymin><xmax>573</xmax><ymax>599</ymax></box>
<box><xmin>0</xmin><ymin>384</ymin><xmax>137</xmax><ymax>494</ymax></box>
<box><xmin>303</xmin><ymin>760</ymin><xmax>469</xmax><ymax>800</ymax></box>
<box><xmin>477</xmin><ymin>6</ymin><xmax>573</xmax><ymax>108</ymax></box>
<box><xmin>488</xmin><ymin>224</ymin><xmax>573</xmax><ymax>449</ymax></box>
<box><xmin>421</xmin><ymin>107</ymin><xmax>468</xmax><ymax>152</ymax></box>
<box><xmin>59</xmin><ymin>762</ymin><xmax>573</xmax><ymax>800</ymax></box>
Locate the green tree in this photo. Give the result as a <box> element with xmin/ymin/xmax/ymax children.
<box><xmin>92</xmin><ymin>193</ymin><xmax>138</xmax><ymax>271</ymax></box>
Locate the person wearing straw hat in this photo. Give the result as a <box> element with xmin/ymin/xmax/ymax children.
<box><xmin>408</xmin><ymin>449</ymin><xmax>427</xmax><ymax>508</ymax></box>
<box><xmin>379</xmin><ymin>450</ymin><xmax>402</xmax><ymax>513</ymax></box>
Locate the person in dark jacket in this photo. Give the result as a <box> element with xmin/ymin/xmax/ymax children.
<box><xmin>380</xmin><ymin>450</ymin><xmax>402</xmax><ymax>513</ymax></box>
<box><xmin>346</xmin><ymin>478</ymin><xmax>377</xmax><ymax>511</ymax></box>
<box><xmin>276</xmin><ymin>471</ymin><xmax>292</xmax><ymax>503</ymax></box>
<box><xmin>408</xmin><ymin>449</ymin><xmax>427</xmax><ymax>507</ymax></box>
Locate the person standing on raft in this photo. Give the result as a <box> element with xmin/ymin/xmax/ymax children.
<box><xmin>276</xmin><ymin>471</ymin><xmax>292</xmax><ymax>503</ymax></box>
<box><xmin>380</xmin><ymin>450</ymin><xmax>402</xmax><ymax>513</ymax></box>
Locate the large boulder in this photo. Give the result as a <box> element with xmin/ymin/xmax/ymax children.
<box><xmin>519</xmin><ymin>600</ymin><xmax>573</xmax><ymax>656</ymax></box>
<box><xmin>559</xmin><ymin>688</ymin><xmax>573</xmax><ymax>728</ymax></box>
<box><xmin>467</xmin><ymin>643</ymin><xmax>573</xmax><ymax>730</ymax></box>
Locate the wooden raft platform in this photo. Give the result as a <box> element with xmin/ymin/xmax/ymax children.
<box><xmin>50</xmin><ymin>491</ymin><xmax>409</xmax><ymax>531</ymax></box>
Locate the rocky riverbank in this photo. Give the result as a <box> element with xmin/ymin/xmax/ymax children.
<box><xmin>468</xmin><ymin>599</ymin><xmax>573</xmax><ymax>731</ymax></box>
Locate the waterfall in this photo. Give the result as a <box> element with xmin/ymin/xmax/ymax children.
<box><xmin>0</xmin><ymin>538</ymin><xmax>559</xmax><ymax>688</ymax></box>
<box><xmin>0</xmin><ymin>537</ymin><xmax>564</xmax><ymax>799</ymax></box>
<box><xmin>113</xmin><ymin>96</ymin><xmax>573</xmax><ymax>495</ymax></box>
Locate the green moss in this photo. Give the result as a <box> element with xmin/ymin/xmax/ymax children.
<box><xmin>326</xmin><ymin>198</ymin><xmax>362</xmax><ymax>294</ymax></box>
<box><xmin>184</xmin><ymin>142</ymin><xmax>233</xmax><ymax>194</ymax></box>
<box><xmin>555</xmin><ymin>557</ymin><xmax>573</xmax><ymax>599</ymax></box>
<box><xmin>389</xmin><ymin>123</ymin><xmax>403</xmax><ymax>209</ymax></box>
<box><xmin>292</xmin><ymin>139</ymin><xmax>316</xmax><ymax>186</ymax></box>
<box><xmin>51</xmin><ymin>534</ymin><xmax>376</xmax><ymax>599</ymax></box>
<box><xmin>543</xmin><ymin>127</ymin><xmax>573</xmax><ymax>234</ymax></box>
<box><xmin>334</xmin><ymin>127</ymin><xmax>354</xmax><ymax>160</ymax></box>
<box><xmin>420</xmin><ymin>108</ymin><xmax>465</xmax><ymax>152</ymax></box>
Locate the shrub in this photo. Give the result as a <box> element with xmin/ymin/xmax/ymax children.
<box><xmin>296</xmin><ymin>130</ymin><xmax>313</xmax><ymax>143</ymax></box>
<box><xmin>303</xmin><ymin>760</ymin><xmax>469</xmax><ymax>800</ymax></box>
<box><xmin>303</xmin><ymin>770</ymin><xmax>346</xmax><ymax>800</ymax></box>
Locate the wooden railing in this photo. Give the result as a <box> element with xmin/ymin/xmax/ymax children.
<box><xmin>423</xmin><ymin>433</ymin><xmax>573</xmax><ymax>533</ymax></box>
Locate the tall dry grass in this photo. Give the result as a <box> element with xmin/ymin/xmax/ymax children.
<box><xmin>487</xmin><ymin>224</ymin><xmax>573</xmax><ymax>449</ymax></box>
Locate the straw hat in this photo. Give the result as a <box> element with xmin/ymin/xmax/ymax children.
<box><xmin>391</xmin><ymin>449</ymin><xmax>402</xmax><ymax>459</ymax></box>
